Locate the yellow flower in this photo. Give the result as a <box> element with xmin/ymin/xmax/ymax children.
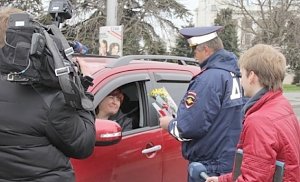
<box><xmin>149</xmin><ymin>88</ymin><xmax>168</xmax><ymax>99</ymax></box>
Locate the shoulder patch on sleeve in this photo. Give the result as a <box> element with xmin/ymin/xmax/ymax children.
<box><xmin>185</xmin><ymin>91</ymin><xmax>197</xmax><ymax>108</ymax></box>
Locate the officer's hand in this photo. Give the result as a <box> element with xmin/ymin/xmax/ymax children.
<box><xmin>159</xmin><ymin>116</ymin><xmax>173</xmax><ymax>130</ymax></box>
<box><xmin>205</xmin><ymin>176</ymin><xmax>218</xmax><ymax>182</ymax></box>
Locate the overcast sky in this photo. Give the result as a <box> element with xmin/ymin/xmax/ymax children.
<box><xmin>185</xmin><ymin>0</ymin><xmax>198</xmax><ymax>10</ymax></box>
<box><xmin>178</xmin><ymin>0</ymin><xmax>198</xmax><ymax>13</ymax></box>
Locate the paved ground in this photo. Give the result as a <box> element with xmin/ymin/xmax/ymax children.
<box><xmin>284</xmin><ymin>92</ymin><xmax>300</xmax><ymax>119</ymax></box>
<box><xmin>282</xmin><ymin>72</ymin><xmax>299</xmax><ymax>119</ymax></box>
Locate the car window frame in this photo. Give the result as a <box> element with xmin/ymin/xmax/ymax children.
<box><xmin>93</xmin><ymin>72</ymin><xmax>153</xmax><ymax>135</ymax></box>
<box><xmin>147</xmin><ymin>71</ymin><xmax>193</xmax><ymax>126</ymax></box>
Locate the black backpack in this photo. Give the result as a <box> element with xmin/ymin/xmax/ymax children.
<box><xmin>1</xmin><ymin>26</ymin><xmax>62</xmax><ymax>88</ymax></box>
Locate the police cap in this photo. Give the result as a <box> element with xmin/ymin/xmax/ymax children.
<box><xmin>179</xmin><ymin>26</ymin><xmax>223</xmax><ymax>47</ymax></box>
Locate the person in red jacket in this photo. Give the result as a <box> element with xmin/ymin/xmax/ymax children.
<box><xmin>206</xmin><ymin>44</ymin><xmax>300</xmax><ymax>182</ymax></box>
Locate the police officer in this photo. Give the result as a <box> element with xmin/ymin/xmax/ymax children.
<box><xmin>160</xmin><ymin>26</ymin><xmax>244</xmax><ymax>182</ymax></box>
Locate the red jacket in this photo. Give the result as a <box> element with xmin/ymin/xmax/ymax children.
<box><xmin>219</xmin><ymin>90</ymin><xmax>300</xmax><ymax>182</ymax></box>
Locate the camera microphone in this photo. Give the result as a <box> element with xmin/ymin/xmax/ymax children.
<box><xmin>68</xmin><ymin>41</ymin><xmax>88</xmax><ymax>55</ymax></box>
<box><xmin>188</xmin><ymin>162</ymin><xmax>209</xmax><ymax>180</ymax></box>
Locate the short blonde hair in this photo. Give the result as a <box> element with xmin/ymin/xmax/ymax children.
<box><xmin>238</xmin><ymin>44</ymin><xmax>286</xmax><ymax>91</ymax></box>
<box><xmin>0</xmin><ymin>7</ymin><xmax>23</xmax><ymax>47</ymax></box>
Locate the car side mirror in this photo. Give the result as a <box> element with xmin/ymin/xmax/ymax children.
<box><xmin>95</xmin><ymin>119</ymin><xmax>122</xmax><ymax>146</ymax></box>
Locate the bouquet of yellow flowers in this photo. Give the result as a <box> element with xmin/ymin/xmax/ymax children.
<box><xmin>150</xmin><ymin>87</ymin><xmax>178</xmax><ymax>118</ymax></box>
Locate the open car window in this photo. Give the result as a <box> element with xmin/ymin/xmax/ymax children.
<box><xmin>94</xmin><ymin>80</ymin><xmax>151</xmax><ymax>134</ymax></box>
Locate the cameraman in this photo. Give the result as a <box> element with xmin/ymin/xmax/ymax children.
<box><xmin>0</xmin><ymin>7</ymin><xmax>96</xmax><ymax>182</ymax></box>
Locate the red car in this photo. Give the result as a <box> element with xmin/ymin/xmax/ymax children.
<box><xmin>71</xmin><ymin>55</ymin><xmax>200</xmax><ymax>182</ymax></box>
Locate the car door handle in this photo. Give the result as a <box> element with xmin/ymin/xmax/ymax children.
<box><xmin>142</xmin><ymin>145</ymin><xmax>162</xmax><ymax>154</ymax></box>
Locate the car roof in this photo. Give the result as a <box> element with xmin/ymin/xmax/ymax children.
<box><xmin>74</xmin><ymin>54</ymin><xmax>201</xmax><ymax>78</ymax></box>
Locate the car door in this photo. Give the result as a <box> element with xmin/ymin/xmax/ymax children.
<box><xmin>73</xmin><ymin>71</ymin><xmax>164</xmax><ymax>182</ymax></box>
<box><xmin>113</xmin><ymin>128</ymin><xmax>163</xmax><ymax>182</ymax></box>
<box><xmin>112</xmin><ymin>80</ymin><xmax>164</xmax><ymax>182</ymax></box>
<box><xmin>72</xmin><ymin>134</ymin><xmax>118</xmax><ymax>182</ymax></box>
<box><xmin>149</xmin><ymin>70</ymin><xmax>194</xmax><ymax>182</ymax></box>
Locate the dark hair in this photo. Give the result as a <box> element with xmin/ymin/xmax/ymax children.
<box><xmin>109</xmin><ymin>42</ymin><xmax>120</xmax><ymax>55</ymax></box>
<box><xmin>95</xmin><ymin>89</ymin><xmax>124</xmax><ymax>115</ymax></box>
<box><xmin>108</xmin><ymin>89</ymin><xmax>124</xmax><ymax>103</ymax></box>
<box><xmin>101</xmin><ymin>39</ymin><xmax>107</xmax><ymax>45</ymax></box>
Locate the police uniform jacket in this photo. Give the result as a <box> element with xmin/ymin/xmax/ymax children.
<box><xmin>0</xmin><ymin>80</ymin><xmax>96</xmax><ymax>181</ymax></box>
<box><xmin>168</xmin><ymin>49</ymin><xmax>244</xmax><ymax>174</ymax></box>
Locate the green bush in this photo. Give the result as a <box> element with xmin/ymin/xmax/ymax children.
<box><xmin>283</xmin><ymin>84</ymin><xmax>300</xmax><ymax>92</ymax></box>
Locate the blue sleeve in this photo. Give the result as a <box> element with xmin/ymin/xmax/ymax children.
<box><xmin>168</xmin><ymin>72</ymin><xmax>223</xmax><ymax>140</ymax></box>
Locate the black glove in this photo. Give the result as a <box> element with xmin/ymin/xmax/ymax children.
<box><xmin>80</xmin><ymin>75</ymin><xmax>94</xmax><ymax>91</ymax></box>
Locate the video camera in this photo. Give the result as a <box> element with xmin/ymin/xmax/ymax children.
<box><xmin>48</xmin><ymin>0</ymin><xmax>73</xmax><ymax>27</ymax></box>
<box><xmin>0</xmin><ymin>0</ymin><xmax>94</xmax><ymax>111</ymax></box>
